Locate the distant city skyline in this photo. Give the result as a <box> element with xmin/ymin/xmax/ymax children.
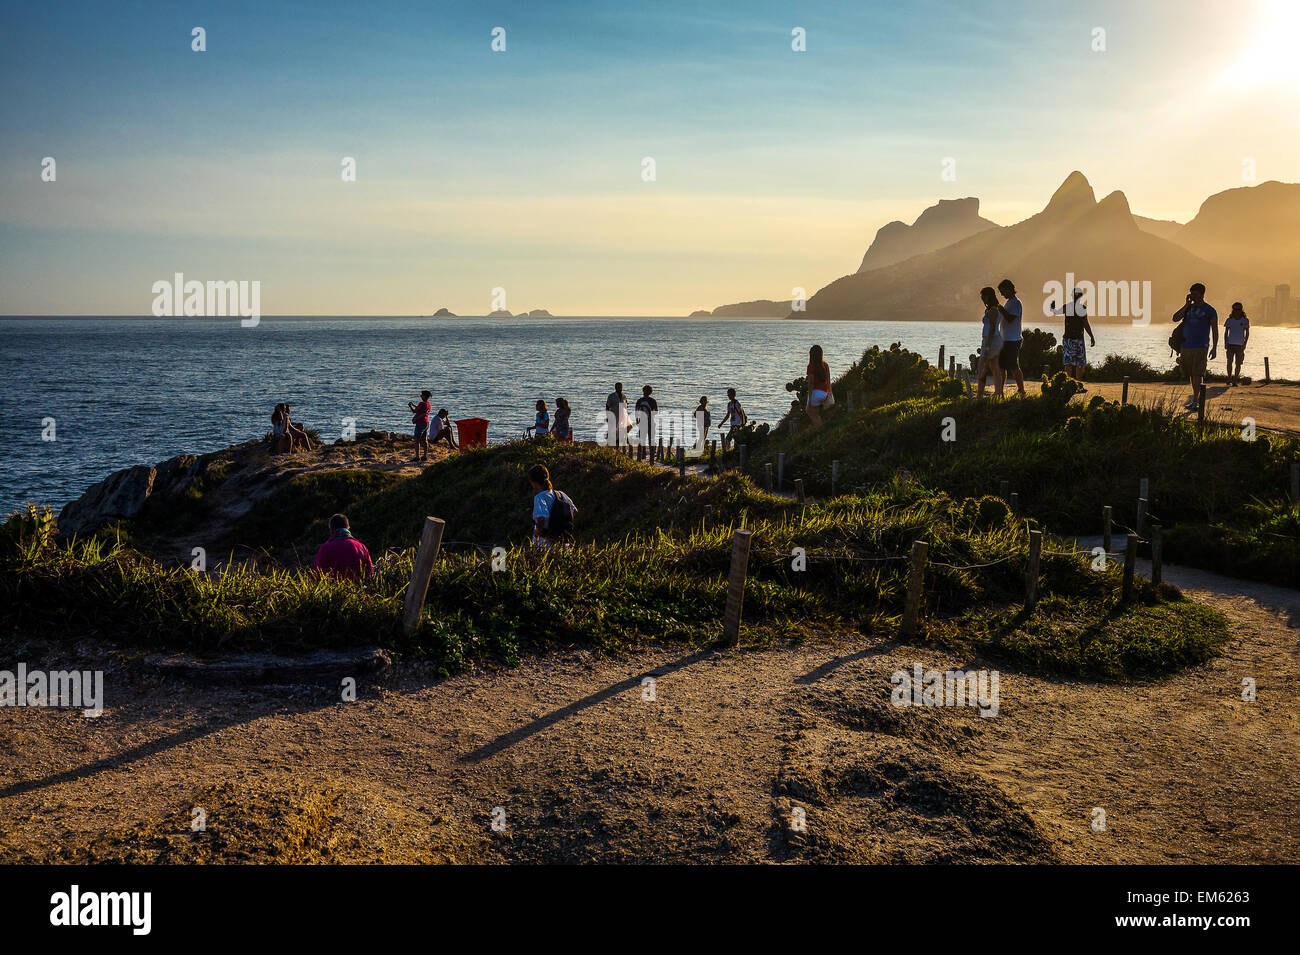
<box><xmin>2</xmin><ymin>0</ymin><xmax>1297</xmax><ymax>316</ymax></box>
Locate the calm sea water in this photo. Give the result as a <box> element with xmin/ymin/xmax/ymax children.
<box><xmin>2</xmin><ymin>316</ymin><xmax>1297</xmax><ymax>514</ymax></box>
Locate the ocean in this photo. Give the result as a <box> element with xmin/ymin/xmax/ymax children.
<box><xmin>2</xmin><ymin>315</ymin><xmax>1297</xmax><ymax>514</ymax></box>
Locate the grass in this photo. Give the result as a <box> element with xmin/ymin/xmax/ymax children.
<box><xmin>4</xmin><ymin>447</ymin><xmax>1228</xmax><ymax>682</ymax></box>
<box><xmin>750</xmin><ymin>351</ymin><xmax>1300</xmax><ymax>586</ymax></box>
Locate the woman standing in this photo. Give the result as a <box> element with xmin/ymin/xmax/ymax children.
<box><xmin>551</xmin><ymin>397</ymin><xmax>573</xmax><ymax>442</ymax></box>
<box><xmin>408</xmin><ymin>390</ymin><xmax>432</xmax><ymax>461</ymax></box>
<box><xmin>975</xmin><ymin>287</ymin><xmax>1004</xmax><ymax>399</ymax></box>
<box><xmin>805</xmin><ymin>345</ymin><xmax>832</xmax><ymax>426</ymax></box>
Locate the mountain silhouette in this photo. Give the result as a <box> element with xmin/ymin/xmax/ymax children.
<box><xmin>857</xmin><ymin>197</ymin><xmax>999</xmax><ymax>272</ymax></box>
<box><xmin>1135</xmin><ymin>181</ymin><xmax>1300</xmax><ymax>287</ymax></box>
<box><xmin>795</xmin><ymin>172</ymin><xmax>1258</xmax><ymax>324</ymax></box>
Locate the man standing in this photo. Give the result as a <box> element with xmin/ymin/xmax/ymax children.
<box><xmin>312</xmin><ymin>513</ymin><xmax>374</xmax><ymax>581</ymax></box>
<box><xmin>995</xmin><ymin>279</ymin><xmax>1026</xmax><ymax>396</ymax></box>
<box><xmin>605</xmin><ymin>382</ymin><xmax>628</xmax><ymax>451</ymax></box>
<box><xmin>1223</xmin><ymin>302</ymin><xmax>1250</xmax><ymax>386</ymax></box>
<box><xmin>634</xmin><ymin>385</ymin><xmax>657</xmax><ymax>460</ymax></box>
<box><xmin>1049</xmin><ymin>288</ymin><xmax>1097</xmax><ymax>387</ymax></box>
<box><xmin>1171</xmin><ymin>283</ymin><xmax>1218</xmax><ymax>411</ymax></box>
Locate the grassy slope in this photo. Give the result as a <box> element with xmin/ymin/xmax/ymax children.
<box><xmin>752</xmin><ymin>345</ymin><xmax>1300</xmax><ymax>586</ymax></box>
<box><xmin>4</xmin><ymin>430</ymin><xmax>1227</xmax><ymax>681</ymax></box>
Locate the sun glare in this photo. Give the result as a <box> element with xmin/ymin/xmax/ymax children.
<box><xmin>1218</xmin><ymin>0</ymin><xmax>1300</xmax><ymax>90</ymax></box>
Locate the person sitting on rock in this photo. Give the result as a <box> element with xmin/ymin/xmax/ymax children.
<box><xmin>430</xmin><ymin>408</ymin><xmax>458</xmax><ymax>450</ymax></box>
<box><xmin>272</xmin><ymin>403</ymin><xmax>313</xmax><ymax>453</ymax></box>
<box><xmin>312</xmin><ymin>513</ymin><xmax>374</xmax><ymax>581</ymax></box>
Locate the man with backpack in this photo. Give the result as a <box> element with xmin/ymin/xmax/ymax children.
<box><xmin>528</xmin><ymin>464</ymin><xmax>577</xmax><ymax>547</ymax></box>
<box><xmin>1171</xmin><ymin>282</ymin><xmax>1219</xmax><ymax>411</ymax></box>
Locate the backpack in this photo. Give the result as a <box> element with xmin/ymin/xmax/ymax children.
<box><xmin>1168</xmin><ymin>322</ymin><xmax>1185</xmax><ymax>355</ymax></box>
<box><xmin>546</xmin><ymin>490</ymin><xmax>577</xmax><ymax>538</ymax></box>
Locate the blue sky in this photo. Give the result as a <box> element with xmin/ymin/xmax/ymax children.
<box><xmin>2</xmin><ymin>0</ymin><xmax>1295</xmax><ymax>314</ymax></box>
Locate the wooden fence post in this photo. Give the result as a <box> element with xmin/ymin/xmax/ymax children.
<box><xmin>657</xmin><ymin>437</ymin><xmax>663</xmax><ymax>464</ymax></box>
<box><xmin>777</xmin><ymin>452</ymin><xmax>785</xmax><ymax>492</ymax></box>
<box><xmin>1026</xmin><ymin>529</ymin><xmax>1041</xmax><ymax>610</ymax></box>
<box><xmin>1150</xmin><ymin>521</ymin><xmax>1162</xmax><ymax>586</ymax></box>
<box><xmin>1136</xmin><ymin>497</ymin><xmax>1147</xmax><ymax>536</ymax></box>
<box><xmin>1121</xmin><ymin>376</ymin><xmax>1130</xmax><ymax>406</ymax></box>
<box><xmin>831</xmin><ymin>460</ymin><xmax>840</xmax><ymax>497</ymax></box>
<box><xmin>1122</xmin><ymin>533</ymin><xmax>1137</xmax><ymax>602</ymax></box>
<box><xmin>710</xmin><ymin>439</ymin><xmax>717</xmax><ymax>474</ymax></box>
<box><xmin>1103</xmin><ymin>505</ymin><xmax>1113</xmax><ymax>553</ymax></box>
<box><xmin>739</xmin><ymin>443</ymin><xmax>748</xmax><ymax>472</ymax></box>
<box><xmin>900</xmin><ymin>540</ymin><xmax>929</xmax><ymax>638</ymax></box>
<box><xmin>704</xmin><ymin>504</ymin><xmax>713</xmax><ymax>527</ymax></box>
<box><xmin>763</xmin><ymin>462</ymin><xmax>773</xmax><ymax>492</ymax></box>
<box><xmin>795</xmin><ymin>478</ymin><xmax>806</xmax><ymax>507</ymax></box>
<box><xmin>677</xmin><ymin>446</ymin><xmax>686</xmax><ymax>478</ymax></box>
<box><xmin>1139</xmin><ymin>477</ymin><xmax>1149</xmax><ymax>502</ymax></box>
<box><xmin>938</xmin><ymin>345</ymin><xmax>945</xmax><ymax>371</ymax></box>
<box><xmin>402</xmin><ymin>516</ymin><xmax>446</xmax><ymax>635</ymax></box>
<box><xmin>723</xmin><ymin>528</ymin><xmax>753</xmax><ymax>646</ymax></box>
<box><xmin>949</xmin><ymin>355</ymin><xmax>956</xmax><ymax>379</ymax></box>
<box><xmin>1009</xmin><ymin>491</ymin><xmax>1019</xmax><ymax>514</ymax></box>
<box><xmin>1264</xmin><ymin>356</ymin><xmax>1270</xmax><ymax>383</ymax></box>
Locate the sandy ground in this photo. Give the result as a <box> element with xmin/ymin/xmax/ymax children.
<box><xmin>1073</xmin><ymin>380</ymin><xmax>1300</xmax><ymax>433</ymax></box>
<box><xmin>0</xmin><ymin>561</ymin><xmax>1295</xmax><ymax>864</ymax></box>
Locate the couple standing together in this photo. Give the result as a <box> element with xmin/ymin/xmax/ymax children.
<box><xmin>975</xmin><ymin>279</ymin><xmax>1028</xmax><ymax>399</ymax></box>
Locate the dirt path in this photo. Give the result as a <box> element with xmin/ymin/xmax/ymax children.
<box><xmin>1</xmin><ymin>563</ymin><xmax>1295</xmax><ymax>864</ymax></box>
<box><xmin>1075</xmin><ymin>380</ymin><xmax>1300</xmax><ymax>433</ymax></box>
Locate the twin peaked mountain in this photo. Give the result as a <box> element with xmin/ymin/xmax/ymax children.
<box><xmin>709</xmin><ymin>172</ymin><xmax>1299</xmax><ymax>323</ymax></box>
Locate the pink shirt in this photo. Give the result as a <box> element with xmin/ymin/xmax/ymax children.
<box><xmin>313</xmin><ymin>533</ymin><xmax>374</xmax><ymax>580</ymax></box>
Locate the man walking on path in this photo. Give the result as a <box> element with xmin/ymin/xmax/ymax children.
<box><xmin>996</xmin><ymin>279</ymin><xmax>1026</xmax><ymax>396</ymax></box>
<box><xmin>1049</xmin><ymin>288</ymin><xmax>1097</xmax><ymax>387</ymax></box>
<box><xmin>1171</xmin><ymin>282</ymin><xmax>1219</xmax><ymax>411</ymax></box>
<box><xmin>312</xmin><ymin>513</ymin><xmax>374</xmax><ymax>581</ymax></box>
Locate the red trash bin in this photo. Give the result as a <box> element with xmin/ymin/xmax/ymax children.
<box><xmin>455</xmin><ymin>417</ymin><xmax>489</xmax><ymax>448</ymax></box>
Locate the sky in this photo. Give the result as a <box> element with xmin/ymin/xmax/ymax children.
<box><xmin>1</xmin><ymin>0</ymin><xmax>1297</xmax><ymax>316</ymax></box>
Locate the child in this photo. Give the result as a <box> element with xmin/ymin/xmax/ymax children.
<box><xmin>531</xmin><ymin>399</ymin><xmax>550</xmax><ymax>439</ymax></box>
<box><xmin>1224</xmin><ymin>302</ymin><xmax>1249</xmax><ymax>386</ymax></box>
<box><xmin>408</xmin><ymin>390</ymin><xmax>432</xmax><ymax>462</ymax></box>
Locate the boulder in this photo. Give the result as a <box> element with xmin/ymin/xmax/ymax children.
<box><xmin>58</xmin><ymin>465</ymin><xmax>158</xmax><ymax>536</ymax></box>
